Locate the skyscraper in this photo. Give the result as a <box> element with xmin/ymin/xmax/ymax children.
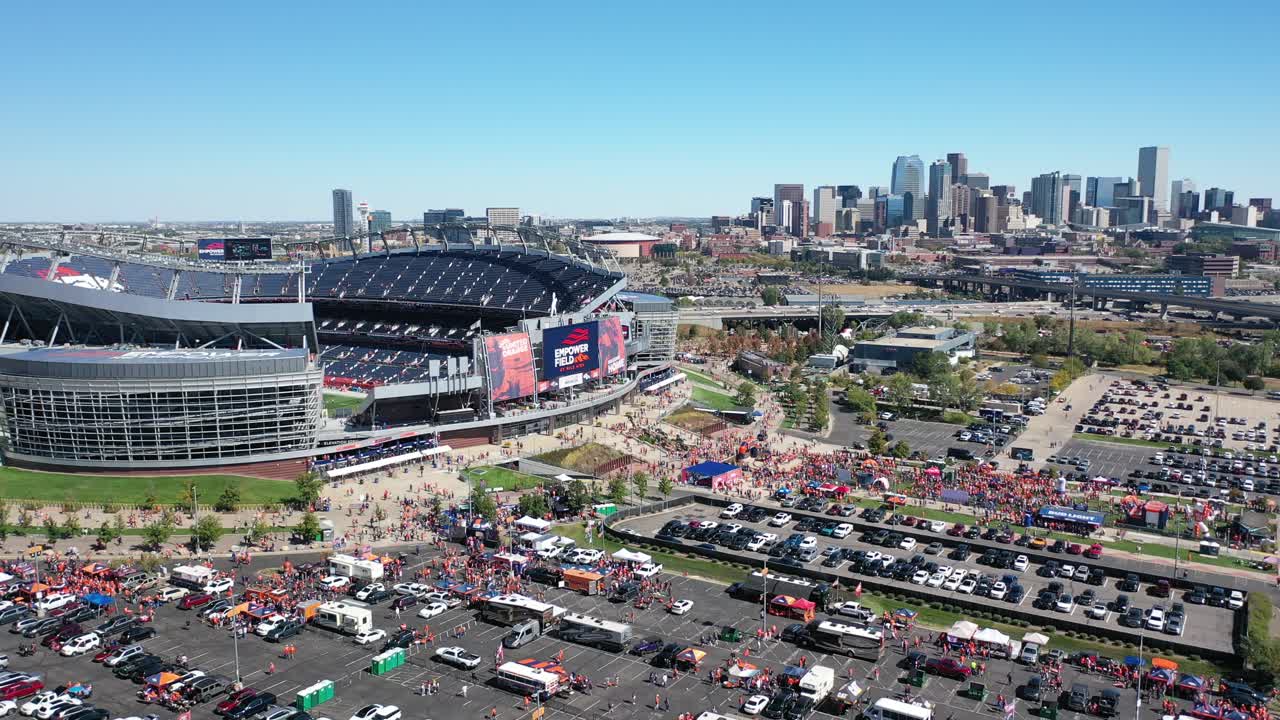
<box><xmin>1138</xmin><ymin>146</ymin><xmax>1171</xmax><ymax>212</ymax></box>
<box><xmin>1031</xmin><ymin>172</ymin><xmax>1068</xmax><ymax>225</ymax></box>
<box><xmin>963</xmin><ymin>173</ymin><xmax>989</xmax><ymax>191</ymax></box>
<box><xmin>1063</xmin><ymin>174</ymin><xmax>1082</xmax><ymax>218</ymax></box>
<box><xmin>991</xmin><ymin>185</ymin><xmax>1016</xmax><ymax>205</ymax></box>
<box><xmin>774</xmin><ymin>184</ymin><xmax>805</xmax><ymax>236</ymax></box>
<box><xmin>1170</xmin><ymin>179</ymin><xmax>1195</xmax><ymax>219</ymax></box>
<box><xmin>891</xmin><ymin>156</ymin><xmax>924</xmax><ymax>200</ymax></box>
<box><xmin>926</xmin><ymin>159</ymin><xmax>952</xmax><ymax>235</ymax></box>
<box><xmin>946</xmin><ymin>153</ymin><xmax>968</xmax><ymax>186</ymax></box>
<box><xmin>836</xmin><ymin>185</ymin><xmax>862</xmax><ymax>208</ymax></box>
<box><xmin>1086</xmin><ymin>177</ymin><xmax>1123</xmax><ymax>208</ymax></box>
<box><xmin>486</xmin><ymin>207</ymin><xmax>520</xmax><ymax>226</ymax></box>
<box><xmin>750</xmin><ymin>197</ymin><xmax>774</xmax><ymax>227</ymax></box>
<box><xmin>1204</xmin><ymin>188</ymin><xmax>1234</xmax><ymax>212</ymax></box>
<box><xmin>813</xmin><ymin>186</ymin><xmax>838</xmax><ymax>230</ymax></box>
<box><xmin>369</xmin><ymin>210</ymin><xmax>392</xmax><ymax>234</ymax></box>
<box><xmin>332</xmin><ymin>189</ymin><xmax>354</xmax><ymax>238</ymax></box>
<box><xmin>1176</xmin><ymin>191</ymin><xmax>1200</xmax><ymax>219</ymax></box>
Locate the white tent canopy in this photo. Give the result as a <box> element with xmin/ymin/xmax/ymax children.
<box><xmin>515</xmin><ymin>516</ymin><xmax>551</xmax><ymax>532</ymax></box>
<box><xmin>324</xmin><ymin>445</ymin><xmax>452</xmax><ymax>479</ymax></box>
<box><xmin>946</xmin><ymin>620</ymin><xmax>979</xmax><ymax>640</ymax></box>
<box><xmin>613</xmin><ymin>549</ymin><xmax>652</xmax><ymax>564</ymax></box>
<box><xmin>554</xmin><ymin>474</ymin><xmax>575</xmax><ymax>483</ymax></box>
<box><xmin>974</xmin><ymin>628</ymin><xmax>1010</xmax><ymax>645</ymax></box>
<box><xmin>1022</xmin><ymin>632</ymin><xmax>1050</xmax><ymax>646</ymax></box>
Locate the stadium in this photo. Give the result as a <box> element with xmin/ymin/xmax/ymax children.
<box><xmin>0</xmin><ymin>226</ymin><xmax>678</xmax><ymax>477</ymax></box>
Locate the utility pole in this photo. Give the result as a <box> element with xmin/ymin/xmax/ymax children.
<box><xmin>1066</xmin><ymin>281</ymin><xmax>1078</xmax><ymax>360</ymax></box>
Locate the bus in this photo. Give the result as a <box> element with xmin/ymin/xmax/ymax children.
<box><xmin>495</xmin><ymin>661</ymin><xmax>561</xmax><ymax>700</ymax></box>
<box><xmin>809</xmin><ymin>620</ymin><xmax>883</xmax><ymax>660</ymax></box>
<box><xmin>864</xmin><ymin>698</ymin><xmax>933</xmax><ymax>720</ymax></box>
<box><xmin>557</xmin><ymin>612</ymin><xmax>632</xmax><ymax>652</ymax></box>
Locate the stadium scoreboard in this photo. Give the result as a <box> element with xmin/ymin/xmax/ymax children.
<box><xmin>198</xmin><ymin>237</ymin><xmax>273</xmax><ymax>261</ymax></box>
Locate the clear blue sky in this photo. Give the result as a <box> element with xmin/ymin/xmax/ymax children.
<box><xmin>2</xmin><ymin>0</ymin><xmax>1275</xmax><ymax>222</ymax></box>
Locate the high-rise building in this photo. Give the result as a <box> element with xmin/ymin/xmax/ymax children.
<box><xmin>946</xmin><ymin>153</ymin><xmax>968</xmax><ymax>186</ymax></box>
<box><xmin>836</xmin><ymin>185</ymin><xmax>862</xmax><ymax>208</ymax></box>
<box><xmin>1204</xmin><ymin>188</ymin><xmax>1234</xmax><ymax>212</ymax></box>
<box><xmin>975</xmin><ymin>193</ymin><xmax>999</xmax><ymax>233</ymax></box>
<box><xmin>1138</xmin><ymin>146</ymin><xmax>1171</xmax><ymax>212</ymax></box>
<box><xmin>486</xmin><ymin>207</ymin><xmax>520</xmax><ymax>226</ymax></box>
<box><xmin>1249</xmin><ymin>198</ymin><xmax>1273</xmax><ymax>212</ymax></box>
<box><xmin>1063</xmin><ymin>174</ymin><xmax>1082</xmax><ymax>218</ymax></box>
<box><xmin>1031</xmin><ymin>172</ymin><xmax>1069</xmax><ymax>225</ymax></box>
<box><xmin>1176</xmin><ymin>191</ymin><xmax>1200</xmax><ymax>220</ymax></box>
<box><xmin>1086</xmin><ymin>177</ymin><xmax>1123</xmax><ymax>208</ymax></box>
<box><xmin>332</xmin><ymin>189</ymin><xmax>354</xmax><ymax>238</ymax></box>
<box><xmin>951</xmin><ymin>184</ymin><xmax>973</xmax><ymax>225</ymax></box>
<box><xmin>991</xmin><ymin>185</ymin><xmax>1016</xmax><ymax>205</ymax></box>
<box><xmin>813</xmin><ymin>186</ymin><xmax>838</xmax><ymax>230</ymax></box>
<box><xmin>867</xmin><ymin>186</ymin><xmax>888</xmax><ymax>199</ymax></box>
<box><xmin>1170</xmin><ymin>179</ymin><xmax>1196</xmax><ymax>219</ymax></box>
<box><xmin>369</xmin><ymin>210</ymin><xmax>392</xmax><ymax>234</ymax></box>
<box><xmin>750</xmin><ymin>197</ymin><xmax>774</xmax><ymax>227</ymax></box>
<box><xmin>424</xmin><ymin>208</ymin><xmax>465</xmax><ymax>225</ymax></box>
<box><xmin>963</xmin><ymin>173</ymin><xmax>989</xmax><ymax>191</ymax></box>
<box><xmin>1113</xmin><ymin>179</ymin><xmax>1140</xmax><ymax>203</ymax></box>
<box><xmin>883</xmin><ymin>195</ymin><xmax>906</xmax><ymax>228</ymax></box>
<box><xmin>777</xmin><ymin>198</ymin><xmax>808</xmax><ymax>237</ymax></box>
<box><xmin>891</xmin><ymin>156</ymin><xmax>924</xmax><ymax>219</ymax></box>
<box><xmin>1232</xmin><ymin>205</ymin><xmax>1259</xmax><ymax>227</ymax></box>
<box><xmin>1113</xmin><ymin>196</ymin><xmax>1153</xmax><ymax>226</ymax></box>
<box><xmin>926</xmin><ymin>160</ymin><xmax>952</xmax><ymax>235</ymax></box>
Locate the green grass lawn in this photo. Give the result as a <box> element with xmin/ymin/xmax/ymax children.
<box><xmin>690</xmin><ymin>386</ymin><xmax>739</xmax><ymax>411</ymax></box>
<box><xmin>324</xmin><ymin>393</ymin><xmax>366</xmax><ymax>413</ymax></box>
<box><xmin>585</xmin><ymin>522</ymin><xmax>1229</xmax><ymax>677</ymax></box>
<box><xmin>462</xmin><ymin>465</ymin><xmax>548</xmax><ymax>492</ymax></box>
<box><xmin>0</xmin><ymin>468</ymin><xmax>295</xmax><ymax>506</ymax></box>
<box><xmin>679</xmin><ymin>366</ymin><xmax>727</xmax><ymax>390</ymax></box>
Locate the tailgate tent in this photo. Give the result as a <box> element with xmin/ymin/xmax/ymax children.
<box><xmin>613</xmin><ymin>549</ymin><xmax>653</xmax><ymax>564</ymax></box>
<box><xmin>946</xmin><ymin>620</ymin><xmax>979</xmax><ymax>641</ymax></box>
<box><xmin>682</xmin><ymin>461</ymin><xmax>744</xmax><ymax>490</ymax></box>
<box><xmin>515</xmin><ymin>516</ymin><xmax>551</xmax><ymax>533</ymax></box>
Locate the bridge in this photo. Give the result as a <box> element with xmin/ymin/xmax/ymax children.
<box><xmin>902</xmin><ymin>274</ymin><xmax>1280</xmax><ymax>322</ymax></box>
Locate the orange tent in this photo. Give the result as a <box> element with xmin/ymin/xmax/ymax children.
<box><xmin>1152</xmin><ymin>658</ymin><xmax>1178</xmax><ymax>671</ymax></box>
<box><xmin>224</xmin><ymin>601</ymin><xmax>252</xmax><ymax>618</ymax></box>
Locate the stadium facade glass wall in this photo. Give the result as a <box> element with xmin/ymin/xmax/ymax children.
<box><xmin>0</xmin><ymin>349</ymin><xmax>323</xmax><ymax>466</ymax></box>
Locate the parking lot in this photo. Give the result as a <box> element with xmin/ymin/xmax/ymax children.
<box><xmin>613</xmin><ymin>503</ymin><xmax>1237</xmax><ymax>656</ymax></box>
<box><xmin>0</xmin><ymin>548</ymin><xmax>1161</xmax><ymax>720</ymax></box>
<box><xmin>1051</xmin><ymin>441</ymin><xmax>1152</xmax><ymax>482</ymax></box>
<box><xmin>827</xmin><ymin>416</ymin><xmax>983</xmax><ymax>461</ymax></box>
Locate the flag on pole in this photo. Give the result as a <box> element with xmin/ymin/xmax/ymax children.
<box><xmin>496</xmin><ymin>644</ymin><xmax>505</xmax><ymax>662</ymax></box>
<box><xmin>854</xmin><ymin>582</ymin><xmax>863</xmax><ymax>598</ymax></box>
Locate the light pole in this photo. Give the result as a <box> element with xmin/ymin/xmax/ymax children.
<box><xmin>1134</xmin><ymin>628</ymin><xmax>1145</xmax><ymax>720</ymax></box>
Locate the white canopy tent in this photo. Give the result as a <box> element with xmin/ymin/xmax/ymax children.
<box><xmin>612</xmin><ymin>549</ymin><xmax>653</xmax><ymax>564</ymax></box>
<box><xmin>1022</xmin><ymin>632</ymin><xmax>1050</xmax><ymax>647</ymax></box>
<box><xmin>324</xmin><ymin>445</ymin><xmax>452</xmax><ymax>479</ymax></box>
<box><xmin>974</xmin><ymin>628</ymin><xmax>1010</xmax><ymax>645</ymax></box>
<box><xmin>945</xmin><ymin>620</ymin><xmax>979</xmax><ymax>640</ymax></box>
<box><xmin>515</xmin><ymin>516</ymin><xmax>552</xmax><ymax>532</ymax></box>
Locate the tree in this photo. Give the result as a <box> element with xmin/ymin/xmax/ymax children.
<box><xmin>658</xmin><ymin>476</ymin><xmax>673</xmax><ymax>498</ymax></box>
<box><xmin>844</xmin><ymin>386</ymin><xmax>877</xmax><ymax>415</ymax></box>
<box><xmin>0</xmin><ymin>502</ymin><xmax>7</xmax><ymax>541</ymax></box>
<box><xmin>61</xmin><ymin>514</ymin><xmax>80</xmax><ymax>540</ymax></box>
<box><xmin>142</xmin><ymin>518</ymin><xmax>173</xmax><ymax>550</ymax></box>
<box><xmin>734</xmin><ymin>381</ymin><xmax>757</xmax><ymax>408</ymax></box>
<box><xmin>910</xmin><ymin>351</ymin><xmax>951</xmax><ymax>382</ymax></box>
<box><xmin>886</xmin><ymin>373</ymin><xmax>916</xmax><ymax>413</ymax></box>
<box><xmin>928</xmin><ymin>373</ymin><xmax>961</xmax><ymax>412</ymax></box>
<box><xmin>178</xmin><ymin>480</ymin><xmax>198</xmax><ymax>515</ymax></box>
<box><xmin>95</xmin><ymin>520</ymin><xmax>119</xmax><ymax>547</ymax></box>
<box><xmin>867</xmin><ymin>429</ymin><xmax>888</xmax><ymax>456</ymax></box>
<box><xmin>214</xmin><ymin>483</ymin><xmax>242</xmax><ymax>513</ymax></box>
<box><xmin>470</xmin><ymin>491</ymin><xmax>498</xmax><ymax>522</ymax></box>
<box><xmin>517</xmin><ymin>493</ymin><xmax>549</xmax><ymax>518</ymax></box>
<box><xmin>1244</xmin><ymin>376</ymin><xmax>1266</xmax><ymax>391</ymax></box>
<box><xmin>193</xmin><ymin>515</ymin><xmax>223</xmax><ymax>551</ymax></box>
<box><xmin>293</xmin><ymin>512</ymin><xmax>321</xmax><ymax>545</ymax></box>
<box><xmin>760</xmin><ymin>286</ymin><xmax>781</xmax><ymax>306</ymax></box>
<box><xmin>112</xmin><ymin>513</ymin><xmax>126</xmax><ymax>542</ymax></box>
<box><xmin>565</xmin><ymin>479</ymin><xmax>591</xmax><ymax>513</ymax></box>
<box><xmin>43</xmin><ymin>516</ymin><xmax>60</xmax><ymax>542</ymax></box>
<box><xmin>608</xmin><ymin>476</ymin><xmax>629</xmax><ymax>506</ymax></box>
<box><xmin>631</xmin><ymin>472</ymin><xmax>650</xmax><ymax>502</ymax></box>
<box><xmin>246</xmin><ymin>517</ymin><xmax>271</xmax><ymax>545</ymax></box>
<box><xmin>294</xmin><ymin>471</ymin><xmax>325</xmax><ymax>510</ymax></box>
<box><xmin>891</xmin><ymin>441</ymin><xmax>911</xmax><ymax>459</ymax></box>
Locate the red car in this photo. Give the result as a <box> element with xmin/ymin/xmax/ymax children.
<box><xmin>901</xmin><ymin>516</ymin><xmax>919</xmax><ymax>527</ymax></box>
<box><xmin>178</xmin><ymin>593</ymin><xmax>214</xmax><ymax>610</ymax></box>
<box><xmin>93</xmin><ymin>642</ymin><xmax>123</xmax><ymax>662</ymax></box>
<box><xmin>947</xmin><ymin>523</ymin><xmax>966</xmax><ymax>537</ymax></box>
<box><xmin>1083</xmin><ymin>544</ymin><xmax>1103</xmax><ymax>559</ymax></box>
<box><xmin>0</xmin><ymin>679</ymin><xmax>45</xmax><ymax>701</ymax></box>
<box><xmin>925</xmin><ymin>657</ymin><xmax>972</xmax><ymax>681</ymax></box>
<box><xmin>1066</xmin><ymin>543</ymin><xmax>1083</xmax><ymax>555</ymax></box>
<box><xmin>216</xmin><ymin>688</ymin><xmax>259</xmax><ymax>715</ymax></box>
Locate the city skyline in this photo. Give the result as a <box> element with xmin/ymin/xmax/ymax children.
<box><xmin>1</xmin><ymin>1</ymin><xmax>1276</xmax><ymax>221</ymax></box>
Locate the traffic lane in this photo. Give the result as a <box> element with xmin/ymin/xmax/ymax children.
<box><xmin>621</xmin><ymin>505</ymin><xmax>1233</xmax><ymax>653</ymax></box>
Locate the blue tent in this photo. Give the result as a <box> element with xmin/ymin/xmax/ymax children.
<box><xmin>685</xmin><ymin>461</ymin><xmax>738</xmax><ymax>476</ymax></box>
<box><xmin>83</xmin><ymin>592</ymin><xmax>113</xmax><ymax>607</ymax></box>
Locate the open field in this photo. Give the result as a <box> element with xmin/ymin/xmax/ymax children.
<box><xmin>534</xmin><ymin>441</ymin><xmax>628</xmax><ymax>475</ymax></box>
<box><xmin>323</xmin><ymin>392</ymin><xmax>366</xmax><ymax>412</ymax></box>
<box><xmin>461</xmin><ymin>464</ymin><xmax>547</xmax><ymax>491</ymax></box>
<box><xmin>690</xmin><ymin>385</ymin><xmax>738</xmax><ymax>410</ymax></box>
<box><xmin>798</xmin><ymin>282</ymin><xmax>926</xmax><ymax>298</ymax></box>
<box><xmin>0</xmin><ymin>468</ymin><xmax>295</xmax><ymax>506</ymax></box>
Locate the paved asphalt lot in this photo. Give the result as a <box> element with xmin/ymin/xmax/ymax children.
<box><xmin>826</xmin><ymin>414</ymin><xmax>976</xmax><ymax>460</ymax></box>
<box><xmin>0</xmin><ymin>547</ymin><xmax>1161</xmax><ymax>720</ymax></box>
<box><xmin>1053</xmin><ymin>440</ymin><xmax>1153</xmax><ymax>481</ymax></box>
<box><xmin>614</xmin><ymin>505</ymin><xmax>1235</xmax><ymax>655</ymax></box>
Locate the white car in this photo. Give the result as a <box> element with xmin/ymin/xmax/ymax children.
<box><xmin>256</xmin><ymin>615</ymin><xmax>290</xmax><ymax>636</ymax></box>
<box><xmin>1013</xmin><ymin>555</ymin><xmax>1029</xmax><ymax>572</ymax></box>
<box><xmin>1229</xmin><ymin>591</ymin><xmax>1245</xmax><ymax>610</ymax></box>
<box><xmin>1146</xmin><ymin>607</ymin><xmax>1166</xmax><ymax>631</ymax></box>
<box><xmin>926</xmin><ymin>520</ymin><xmax>947</xmax><ymax>533</ymax></box>
<box><xmin>0</xmin><ymin>700</ymin><xmax>16</xmax><ymax>717</ymax></box>
<box><xmin>1073</xmin><ymin>565</ymin><xmax>1089</xmax><ymax>582</ymax></box>
<box><xmin>20</xmin><ymin>693</ymin><xmax>66</xmax><ymax>717</ymax></box>
<box><xmin>1060</xmin><ymin>564</ymin><xmax>1075</xmax><ymax>579</ymax></box>
<box><xmin>799</xmin><ymin>536</ymin><xmax>817</xmax><ymax>550</ymax></box>
<box><xmin>742</xmin><ymin>695</ymin><xmax>769</xmax><ymax>715</ymax></box>
<box><xmin>435</xmin><ymin>646</ymin><xmax>482</xmax><ymax>670</ymax></box>
<box><xmin>926</xmin><ymin>572</ymin><xmax>947</xmax><ymax>588</ymax></box>
<box><xmin>355</xmin><ymin>584</ymin><xmax>386</xmax><ymax>601</ymax></box>
<box><xmin>634</xmin><ymin>563</ymin><xmax>664</xmax><ymax>579</ymax></box>
<box><xmin>34</xmin><ymin>593</ymin><xmax>74</xmax><ymax>612</ymax></box>
<box><xmin>746</xmin><ymin>537</ymin><xmax>768</xmax><ymax>552</ymax></box>
<box><xmin>769</xmin><ymin>512</ymin><xmax>792</xmax><ymax>527</ymax></box>
<box><xmin>203</xmin><ymin>577</ymin><xmax>234</xmax><ymax>595</ymax></box>
<box><xmin>319</xmin><ymin>576</ymin><xmax>351</xmax><ymax>591</ymax></box>
<box><xmin>353</xmin><ymin>628</ymin><xmax>387</xmax><ymax>645</ymax></box>
<box><xmin>831</xmin><ymin>602</ymin><xmax>871</xmax><ymax>620</ymax></box>
<box><xmin>571</xmin><ymin>549</ymin><xmax>604</xmax><ymax>564</ymax></box>
<box><xmin>155</xmin><ymin>587</ymin><xmax>190</xmax><ymax>603</ymax></box>
<box><xmin>34</xmin><ymin>701</ymin><xmax>81</xmax><ymax>720</ymax></box>
<box><xmin>58</xmin><ymin>633</ymin><xmax>100</xmax><ymax>656</ymax></box>
<box><xmin>417</xmin><ymin>602</ymin><xmax>449</xmax><ymax>619</ymax></box>
<box><xmin>349</xmin><ymin>704</ymin><xmax>401</xmax><ymax>720</ymax></box>
<box><xmin>669</xmin><ymin>599</ymin><xmax>694</xmax><ymax>615</ymax></box>
<box><xmin>942</xmin><ymin>574</ymin><xmax>965</xmax><ymax>591</ymax></box>
<box><xmin>537</xmin><ymin>546</ymin><xmax>564</xmax><ymax>560</ymax></box>
<box><xmin>103</xmin><ymin>644</ymin><xmax>145</xmax><ymax>666</ymax></box>
<box><xmin>258</xmin><ymin>708</ymin><xmax>297</xmax><ymax>720</ymax></box>
<box><xmin>989</xmin><ymin>582</ymin><xmax>1007</xmax><ymax>600</ymax></box>
<box><xmin>423</xmin><ymin>591</ymin><xmax>462</xmax><ymax>609</ymax></box>
<box><xmin>910</xmin><ymin>570</ymin><xmax>930</xmax><ymax>585</ymax></box>
<box><xmin>831</xmin><ymin>523</ymin><xmax>852</xmax><ymax>539</ymax></box>
<box><xmin>899</xmin><ymin>537</ymin><xmax>917</xmax><ymax>551</ymax></box>
<box><xmin>1087</xmin><ymin>604</ymin><xmax>1107</xmax><ymax>619</ymax></box>
<box><xmin>721</xmin><ymin>504</ymin><xmax>743</xmax><ymax>518</ymax></box>
<box><xmin>959</xmin><ymin>431</ymin><xmax>972</xmax><ymax>441</ymax></box>
<box><xmin>393</xmin><ymin>582</ymin><xmax>431</xmax><ymax>597</ymax></box>
<box><xmin>957</xmin><ymin>577</ymin><xmax>977</xmax><ymax>594</ymax></box>
<box><xmin>1055</xmin><ymin>596</ymin><xmax>1076</xmax><ymax>614</ymax></box>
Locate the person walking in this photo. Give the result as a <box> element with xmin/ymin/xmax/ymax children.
<box><xmin>460</xmin><ymin>685</ymin><xmax>469</xmax><ymax>698</ymax></box>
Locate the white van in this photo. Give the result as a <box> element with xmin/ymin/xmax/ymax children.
<box><xmin>865</xmin><ymin>698</ymin><xmax>933</xmax><ymax>720</ymax></box>
<box><xmin>59</xmin><ymin>633</ymin><xmax>101</xmax><ymax>656</ymax></box>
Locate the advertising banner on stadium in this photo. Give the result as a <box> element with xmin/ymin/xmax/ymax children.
<box><xmin>197</xmin><ymin>239</ymin><xmax>225</xmax><ymax>261</ymax></box>
<box><xmin>483</xmin><ymin>332</ymin><xmax>536</xmax><ymax>403</ymax></box>
<box><xmin>542</xmin><ymin>321</ymin><xmax>599</xmax><ymax>389</ymax></box>
<box><xmin>597</xmin><ymin>316</ymin><xmax>626</xmax><ymax>377</ymax></box>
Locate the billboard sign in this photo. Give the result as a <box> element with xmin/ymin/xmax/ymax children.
<box><xmin>542</xmin><ymin>321</ymin><xmax>599</xmax><ymax>388</ymax></box>
<box><xmin>597</xmin><ymin>316</ymin><xmax>626</xmax><ymax>376</ymax></box>
<box><xmin>483</xmin><ymin>332</ymin><xmax>536</xmax><ymax>403</ymax></box>
<box><xmin>197</xmin><ymin>239</ymin><xmax>225</xmax><ymax>261</ymax></box>
<box><xmin>224</xmin><ymin>238</ymin><xmax>273</xmax><ymax>261</ymax></box>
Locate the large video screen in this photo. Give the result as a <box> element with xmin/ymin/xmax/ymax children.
<box><xmin>197</xmin><ymin>239</ymin><xmax>225</xmax><ymax>261</ymax></box>
<box><xmin>542</xmin><ymin>321</ymin><xmax>599</xmax><ymax>387</ymax></box>
<box><xmin>224</xmin><ymin>238</ymin><xmax>273</xmax><ymax>261</ymax></box>
<box><xmin>598</xmin><ymin>316</ymin><xmax>626</xmax><ymax>376</ymax></box>
<box><xmin>483</xmin><ymin>332</ymin><xmax>536</xmax><ymax>403</ymax></box>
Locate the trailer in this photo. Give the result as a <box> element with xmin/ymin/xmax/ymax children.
<box><xmin>798</xmin><ymin>666</ymin><xmax>836</xmax><ymax>704</ymax></box>
<box><xmin>557</xmin><ymin>612</ymin><xmax>632</xmax><ymax>652</ymax></box>
<box><xmin>170</xmin><ymin>565</ymin><xmax>218</xmax><ymax>590</ymax></box>
<box><xmin>480</xmin><ymin>593</ymin><xmax>566</xmax><ymax>628</ymax></box>
<box><xmin>327</xmin><ymin>554</ymin><xmax>385</xmax><ymax>582</ymax></box>
<box><xmin>312</xmin><ymin>601</ymin><xmax>373</xmax><ymax>635</ymax></box>
<box><xmin>736</xmin><ymin>571</ymin><xmax>833</xmax><ymax>609</ymax></box>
